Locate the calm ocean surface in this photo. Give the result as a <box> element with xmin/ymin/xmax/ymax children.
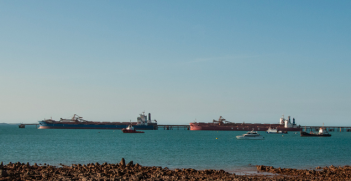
<box><xmin>1</xmin><ymin>125</ymin><xmax>351</xmax><ymax>173</ymax></box>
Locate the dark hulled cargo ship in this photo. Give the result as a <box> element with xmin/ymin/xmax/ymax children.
<box><xmin>38</xmin><ymin>112</ymin><xmax>157</xmax><ymax>130</ymax></box>
<box><xmin>190</xmin><ymin>115</ymin><xmax>302</xmax><ymax>132</ymax></box>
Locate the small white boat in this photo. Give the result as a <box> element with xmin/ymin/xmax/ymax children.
<box><xmin>266</xmin><ymin>127</ymin><xmax>287</xmax><ymax>134</ymax></box>
<box><xmin>236</xmin><ymin>130</ymin><xmax>264</xmax><ymax>140</ymax></box>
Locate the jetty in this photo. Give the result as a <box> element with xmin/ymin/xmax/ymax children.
<box><xmin>157</xmin><ymin>125</ymin><xmax>190</xmax><ymax>130</ymax></box>
<box><xmin>18</xmin><ymin>124</ymin><xmax>39</xmax><ymax>128</ymax></box>
<box><xmin>303</xmin><ymin>126</ymin><xmax>351</xmax><ymax>132</ymax></box>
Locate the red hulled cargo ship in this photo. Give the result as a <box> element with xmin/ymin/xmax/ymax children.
<box><xmin>190</xmin><ymin>115</ymin><xmax>302</xmax><ymax>132</ymax></box>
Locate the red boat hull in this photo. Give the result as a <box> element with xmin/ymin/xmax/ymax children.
<box><xmin>122</xmin><ymin>129</ymin><xmax>144</xmax><ymax>133</ymax></box>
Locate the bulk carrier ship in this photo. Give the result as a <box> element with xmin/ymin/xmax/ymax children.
<box><xmin>190</xmin><ymin>115</ymin><xmax>302</xmax><ymax>132</ymax></box>
<box><xmin>38</xmin><ymin>112</ymin><xmax>157</xmax><ymax>130</ymax></box>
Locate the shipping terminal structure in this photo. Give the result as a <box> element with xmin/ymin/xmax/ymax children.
<box><xmin>38</xmin><ymin>112</ymin><xmax>157</xmax><ymax>130</ymax></box>
<box><xmin>190</xmin><ymin>115</ymin><xmax>302</xmax><ymax>132</ymax></box>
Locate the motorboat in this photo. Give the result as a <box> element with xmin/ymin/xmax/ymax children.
<box><xmin>122</xmin><ymin>125</ymin><xmax>144</xmax><ymax>133</ymax></box>
<box><xmin>236</xmin><ymin>130</ymin><xmax>264</xmax><ymax>140</ymax></box>
<box><xmin>266</xmin><ymin>127</ymin><xmax>287</xmax><ymax>134</ymax></box>
<box><xmin>300</xmin><ymin>127</ymin><xmax>331</xmax><ymax>137</ymax></box>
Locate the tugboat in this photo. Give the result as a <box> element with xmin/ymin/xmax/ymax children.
<box><xmin>266</xmin><ymin>127</ymin><xmax>288</xmax><ymax>134</ymax></box>
<box><xmin>122</xmin><ymin>124</ymin><xmax>144</xmax><ymax>133</ymax></box>
<box><xmin>236</xmin><ymin>129</ymin><xmax>264</xmax><ymax>140</ymax></box>
<box><xmin>300</xmin><ymin>127</ymin><xmax>331</xmax><ymax>137</ymax></box>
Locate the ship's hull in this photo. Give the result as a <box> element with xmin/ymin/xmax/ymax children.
<box><xmin>266</xmin><ymin>131</ymin><xmax>288</xmax><ymax>134</ymax></box>
<box><xmin>122</xmin><ymin>129</ymin><xmax>144</xmax><ymax>133</ymax></box>
<box><xmin>190</xmin><ymin>123</ymin><xmax>302</xmax><ymax>131</ymax></box>
<box><xmin>266</xmin><ymin>132</ymin><xmax>288</xmax><ymax>134</ymax></box>
<box><xmin>236</xmin><ymin>136</ymin><xmax>264</xmax><ymax>140</ymax></box>
<box><xmin>38</xmin><ymin>121</ymin><xmax>157</xmax><ymax>130</ymax></box>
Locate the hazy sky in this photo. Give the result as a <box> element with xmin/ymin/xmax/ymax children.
<box><xmin>1</xmin><ymin>1</ymin><xmax>350</xmax><ymax>126</ymax></box>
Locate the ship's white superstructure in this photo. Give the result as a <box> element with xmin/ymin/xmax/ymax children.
<box><xmin>279</xmin><ymin>115</ymin><xmax>298</xmax><ymax>128</ymax></box>
<box><xmin>137</xmin><ymin>112</ymin><xmax>157</xmax><ymax>125</ymax></box>
<box><xmin>318</xmin><ymin>127</ymin><xmax>330</xmax><ymax>135</ymax></box>
<box><xmin>266</xmin><ymin>127</ymin><xmax>287</xmax><ymax>134</ymax></box>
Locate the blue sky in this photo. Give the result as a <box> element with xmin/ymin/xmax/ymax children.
<box><xmin>1</xmin><ymin>1</ymin><xmax>350</xmax><ymax>126</ymax></box>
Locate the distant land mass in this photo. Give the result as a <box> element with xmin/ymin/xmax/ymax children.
<box><xmin>0</xmin><ymin>123</ymin><xmax>20</xmax><ymax>125</ymax></box>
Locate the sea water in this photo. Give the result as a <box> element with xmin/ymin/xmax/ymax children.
<box><xmin>1</xmin><ymin>125</ymin><xmax>351</xmax><ymax>173</ymax></box>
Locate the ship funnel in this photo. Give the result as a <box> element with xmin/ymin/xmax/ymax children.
<box><xmin>293</xmin><ymin>118</ymin><xmax>295</xmax><ymax>124</ymax></box>
<box><xmin>148</xmin><ymin>113</ymin><xmax>151</xmax><ymax>121</ymax></box>
<box><xmin>288</xmin><ymin>116</ymin><xmax>291</xmax><ymax>122</ymax></box>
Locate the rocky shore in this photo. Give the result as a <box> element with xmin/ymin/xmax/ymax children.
<box><xmin>0</xmin><ymin>159</ymin><xmax>350</xmax><ymax>180</ymax></box>
<box><xmin>256</xmin><ymin>165</ymin><xmax>351</xmax><ymax>180</ymax></box>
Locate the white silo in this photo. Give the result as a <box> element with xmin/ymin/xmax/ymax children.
<box><xmin>280</xmin><ymin>115</ymin><xmax>285</xmax><ymax>125</ymax></box>
<box><xmin>284</xmin><ymin>120</ymin><xmax>289</xmax><ymax>128</ymax></box>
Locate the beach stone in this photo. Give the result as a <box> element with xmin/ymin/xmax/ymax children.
<box><xmin>0</xmin><ymin>169</ymin><xmax>8</xmax><ymax>177</ymax></box>
<box><xmin>116</xmin><ymin>170</ymin><xmax>122</xmax><ymax>176</ymax></box>
<box><xmin>126</xmin><ymin>161</ymin><xmax>133</xmax><ymax>167</ymax></box>
<box><xmin>133</xmin><ymin>172</ymin><xmax>143</xmax><ymax>180</ymax></box>
<box><xmin>120</xmin><ymin>158</ymin><xmax>125</xmax><ymax>167</ymax></box>
<box><xmin>42</xmin><ymin>172</ymin><xmax>49</xmax><ymax>178</ymax></box>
